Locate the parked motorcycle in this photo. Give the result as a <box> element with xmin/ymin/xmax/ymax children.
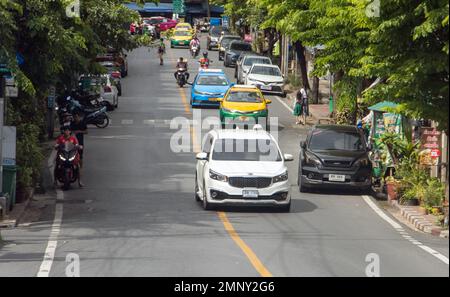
<box><xmin>84</xmin><ymin>106</ymin><xmax>110</xmax><ymax>128</ymax></box>
<box><xmin>55</xmin><ymin>142</ymin><xmax>81</xmax><ymax>191</ymax></box>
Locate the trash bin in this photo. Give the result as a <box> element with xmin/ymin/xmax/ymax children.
<box><xmin>2</xmin><ymin>165</ymin><xmax>17</xmax><ymax>211</ymax></box>
<box><xmin>329</xmin><ymin>96</ymin><xmax>334</xmax><ymax>114</ymax></box>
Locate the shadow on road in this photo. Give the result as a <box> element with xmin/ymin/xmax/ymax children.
<box><xmin>206</xmin><ymin>199</ymin><xmax>317</xmax><ymax>214</ymax></box>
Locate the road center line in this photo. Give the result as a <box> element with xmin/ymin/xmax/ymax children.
<box><xmin>362</xmin><ymin>195</ymin><xmax>449</xmax><ymax>265</ymax></box>
<box><xmin>37</xmin><ymin>150</ymin><xmax>64</xmax><ymax>277</ymax></box>
<box><xmin>218</xmin><ymin>212</ymin><xmax>273</xmax><ymax>277</ymax></box>
<box><xmin>171</xmin><ymin>49</ymin><xmax>272</xmax><ymax>276</ymax></box>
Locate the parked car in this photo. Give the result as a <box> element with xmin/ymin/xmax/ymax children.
<box><xmin>195</xmin><ymin>126</ymin><xmax>293</xmax><ymax>211</ymax></box>
<box><xmin>218</xmin><ymin>35</ymin><xmax>241</xmax><ymax>61</ymax></box>
<box><xmin>98</xmin><ymin>61</ymin><xmax>122</xmax><ymax>96</ymax></box>
<box><xmin>96</xmin><ymin>51</ymin><xmax>128</xmax><ymax>78</ymax></box>
<box><xmin>224</xmin><ymin>41</ymin><xmax>253</xmax><ymax>67</ymax></box>
<box><xmin>190</xmin><ymin>69</ymin><xmax>231</xmax><ymax>108</ymax></box>
<box><xmin>170</xmin><ymin>29</ymin><xmax>193</xmax><ymax>48</ymax></box>
<box><xmin>207</xmin><ymin>26</ymin><xmax>230</xmax><ymax>50</ymax></box>
<box><xmin>141</xmin><ymin>18</ymin><xmax>157</xmax><ymax>37</ymax></box>
<box><xmin>245</xmin><ymin>64</ymin><xmax>286</xmax><ymax>97</ymax></box>
<box><xmin>78</xmin><ymin>74</ymin><xmax>119</xmax><ymax>109</ymax></box>
<box><xmin>298</xmin><ymin>125</ymin><xmax>372</xmax><ymax>193</ymax></box>
<box><xmin>158</xmin><ymin>18</ymin><xmax>178</xmax><ymax>31</ymax></box>
<box><xmin>236</xmin><ymin>54</ymin><xmax>272</xmax><ymax>84</ymax></box>
<box><xmin>215</xmin><ymin>84</ymin><xmax>271</xmax><ymax>129</ymax></box>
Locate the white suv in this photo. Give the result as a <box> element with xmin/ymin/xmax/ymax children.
<box><xmin>195</xmin><ymin>126</ymin><xmax>293</xmax><ymax>211</ymax></box>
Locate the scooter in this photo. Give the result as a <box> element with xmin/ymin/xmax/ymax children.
<box><xmin>176</xmin><ymin>68</ymin><xmax>189</xmax><ymax>88</ymax></box>
<box><xmin>191</xmin><ymin>44</ymin><xmax>199</xmax><ymax>58</ymax></box>
<box><xmin>84</xmin><ymin>106</ymin><xmax>110</xmax><ymax>128</ymax></box>
<box><xmin>55</xmin><ymin>142</ymin><xmax>81</xmax><ymax>191</ymax></box>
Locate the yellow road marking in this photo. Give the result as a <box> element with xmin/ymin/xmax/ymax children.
<box><xmin>218</xmin><ymin>212</ymin><xmax>273</xmax><ymax>277</ymax></box>
<box><xmin>170</xmin><ymin>47</ymin><xmax>271</xmax><ymax>277</ymax></box>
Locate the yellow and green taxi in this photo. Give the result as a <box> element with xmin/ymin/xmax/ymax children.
<box><xmin>175</xmin><ymin>22</ymin><xmax>194</xmax><ymax>34</ymax></box>
<box><xmin>170</xmin><ymin>29</ymin><xmax>193</xmax><ymax>48</ymax></box>
<box><xmin>216</xmin><ymin>85</ymin><xmax>272</xmax><ymax>128</ymax></box>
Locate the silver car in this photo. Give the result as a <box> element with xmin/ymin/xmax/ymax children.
<box><xmin>235</xmin><ymin>55</ymin><xmax>272</xmax><ymax>84</ymax></box>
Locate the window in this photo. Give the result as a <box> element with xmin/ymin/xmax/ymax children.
<box><xmin>309</xmin><ymin>130</ymin><xmax>365</xmax><ymax>151</ymax></box>
<box><xmin>226</xmin><ymin>91</ymin><xmax>263</xmax><ymax>103</ymax></box>
<box><xmin>230</xmin><ymin>42</ymin><xmax>252</xmax><ymax>51</ymax></box>
<box><xmin>250</xmin><ymin>66</ymin><xmax>281</xmax><ymax>77</ymax></box>
<box><xmin>202</xmin><ymin>134</ymin><xmax>214</xmax><ymax>153</ymax></box>
<box><xmin>244</xmin><ymin>57</ymin><xmax>271</xmax><ymax>66</ymax></box>
<box><xmin>175</xmin><ymin>31</ymin><xmax>191</xmax><ymax>37</ymax></box>
<box><xmin>212</xmin><ymin>139</ymin><xmax>282</xmax><ymax>162</ymax></box>
<box><xmin>197</xmin><ymin>76</ymin><xmax>229</xmax><ymax>86</ymax></box>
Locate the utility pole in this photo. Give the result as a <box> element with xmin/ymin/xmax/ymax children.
<box><xmin>0</xmin><ymin>75</ymin><xmax>5</xmax><ymax>195</ymax></box>
<box><xmin>205</xmin><ymin>0</ymin><xmax>211</xmax><ymax>20</ymax></box>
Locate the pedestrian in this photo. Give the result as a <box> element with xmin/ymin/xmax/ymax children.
<box><xmin>157</xmin><ymin>38</ymin><xmax>166</xmax><ymax>65</ymax></box>
<box><xmin>293</xmin><ymin>90</ymin><xmax>304</xmax><ymax>125</ymax></box>
<box><xmin>300</xmin><ymin>87</ymin><xmax>309</xmax><ymax>117</ymax></box>
<box><xmin>70</xmin><ymin>113</ymin><xmax>87</xmax><ymax>187</ymax></box>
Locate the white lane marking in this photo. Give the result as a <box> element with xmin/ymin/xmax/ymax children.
<box><xmin>275</xmin><ymin>96</ymin><xmax>294</xmax><ymax>113</ymax></box>
<box><xmin>121</xmin><ymin>119</ymin><xmax>134</xmax><ymax>125</ymax></box>
<box><xmin>37</xmin><ymin>152</ymin><xmax>65</xmax><ymax>277</ymax></box>
<box><xmin>362</xmin><ymin>195</ymin><xmax>449</xmax><ymax>265</ymax></box>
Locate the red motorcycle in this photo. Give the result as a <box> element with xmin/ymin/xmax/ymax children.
<box><xmin>55</xmin><ymin>142</ymin><xmax>81</xmax><ymax>191</ymax></box>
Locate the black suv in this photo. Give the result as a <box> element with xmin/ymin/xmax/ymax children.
<box><xmin>298</xmin><ymin>125</ymin><xmax>372</xmax><ymax>192</ymax></box>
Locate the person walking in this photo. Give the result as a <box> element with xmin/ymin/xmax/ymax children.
<box><xmin>293</xmin><ymin>90</ymin><xmax>304</xmax><ymax>125</ymax></box>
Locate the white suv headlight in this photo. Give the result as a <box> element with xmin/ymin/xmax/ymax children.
<box><xmin>273</xmin><ymin>171</ymin><xmax>288</xmax><ymax>183</ymax></box>
<box><xmin>209</xmin><ymin>170</ymin><xmax>228</xmax><ymax>182</ymax></box>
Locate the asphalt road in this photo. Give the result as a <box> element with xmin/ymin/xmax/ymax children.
<box><xmin>0</xmin><ymin>36</ymin><xmax>448</xmax><ymax>277</ymax></box>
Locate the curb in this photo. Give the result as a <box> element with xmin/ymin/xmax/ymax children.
<box><xmin>284</xmin><ymin>93</ymin><xmax>331</xmax><ymax>124</ymax></box>
<box><xmin>389</xmin><ymin>200</ymin><xmax>447</xmax><ymax>237</ymax></box>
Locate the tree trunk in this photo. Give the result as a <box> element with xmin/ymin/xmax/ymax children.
<box><xmin>293</xmin><ymin>41</ymin><xmax>310</xmax><ymax>91</ymax></box>
<box><xmin>312</xmin><ymin>76</ymin><xmax>320</xmax><ymax>104</ymax></box>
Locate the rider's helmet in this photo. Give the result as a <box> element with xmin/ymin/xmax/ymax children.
<box><xmin>203</xmin><ymin>51</ymin><xmax>208</xmax><ymax>58</ymax></box>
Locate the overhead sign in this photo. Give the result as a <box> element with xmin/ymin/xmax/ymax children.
<box><xmin>173</xmin><ymin>0</ymin><xmax>185</xmax><ymax>14</ymax></box>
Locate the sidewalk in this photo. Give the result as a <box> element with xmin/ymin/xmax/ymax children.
<box><xmin>284</xmin><ymin>92</ymin><xmax>332</xmax><ymax>125</ymax></box>
<box><xmin>388</xmin><ymin>200</ymin><xmax>448</xmax><ymax>238</ymax></box>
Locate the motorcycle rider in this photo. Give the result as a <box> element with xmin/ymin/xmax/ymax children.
<box><xmin>190</xmin><ymin>35</ymin><xmax>200</xmax><ymax>56</ymax></box>
<box><xmin>70</xmin><ymin>113</ymin><xmax>88</xmax><ymax>175</ymax></box>
<box><xmin>174</xmin><ymin>57</ymin><xmax>190</xmax><ymax>82</ymax></box>
<box><xmin>199</xmin><ymin>51</ymin><xmax>210</xmax><ymax>70</ymax></box>
<box><xmin>54</xmin><ymin>125</ymin><xmax>83</xmax><ymax>188</ymax></box>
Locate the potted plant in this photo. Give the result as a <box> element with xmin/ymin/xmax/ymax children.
<box><xmin>400</xmin><ymin>183</ymin><xmax>424</xmax><ymax>206</ymax></box>
<box><xmin>423</xmin><ymin>178</ymin><xmax>445</xmax><ymax>216</ymax></box>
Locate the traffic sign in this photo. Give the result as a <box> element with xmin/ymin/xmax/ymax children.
<box><xmin>173</xmin><ymin>0</ymin><xmax>185</xmax><ymax>14</ymax></box>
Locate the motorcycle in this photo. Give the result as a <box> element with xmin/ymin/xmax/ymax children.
<box><xmin>55</xmin><ymin>142</ymin><xmax>81</xmax><ymax>191</ymax></box>
<box><xmin>191</xmin><ymin>44</ymin><xmax>199</xmax><ymax>58</ymax></box>
<box><xmin>176</xmin><ymin>68</ymin><xmax>188</xmax><ymax>88</ymax></box>
<box><xmin>198</xmin><ymin>59</ymin><xmax>212</xmax><ymax>71</ymax></box>
<box><xmin>84</xmin><ymin>106</ymin><xmax>110</xmax><ymax>128</ymax></box>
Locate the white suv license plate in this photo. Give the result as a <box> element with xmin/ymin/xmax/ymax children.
<box><xmin>329</xmin><ymin>174</ymin><xmax>346</xmax><ymax>182</ymax></box>
<box><xmin>242</xmin><ymin>189</ymin><xmax>259</xmax><ymax>198</ymax></box>
<box><xmin>260</xmin><ymin>85</ymin><xmax>272</xmax><ymax>91</ymax></box>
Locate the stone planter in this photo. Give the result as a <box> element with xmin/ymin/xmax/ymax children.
<box><xmin>404</xmin><ymin>198</ymin><xmax>420</xmax><ymax>206</ymax></box>
<box><xmin>418</xmin><ymin>206</ymin><xmax>428</xmax><ymax>215</ymax></box>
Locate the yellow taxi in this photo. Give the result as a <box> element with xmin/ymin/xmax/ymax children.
<box><xmin>216</xmin><ymin>85</ymin><xmax>272</xmax><ymax>128</ymax></box>
<box><xmin>170</xmin><ymin>29</ymin><xmax>193</xmax><ymax>48</ymax></box>
<box><xmin>175</xmin><ymin>23</ymin><xmax>194</xmax><ymax>34</ymax></box>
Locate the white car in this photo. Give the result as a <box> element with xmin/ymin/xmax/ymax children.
<box><xmin>236</xmin><ymin>55</ymin><xmax>272</xmax><ymax>84</ymax></box>
<box><xmin>245</xmin><ymin>64</ymin><xmax>286</xmax><ymax>97</ymax></box>
<box><xmin>195</xmin><ymin>126</ymin><xmax>294</xmax><ymax>211</ymax></box>
<box><xmin>100</xmin><ymin>75</ymin><xmax>119</xmax><ymax>108</ymax></box>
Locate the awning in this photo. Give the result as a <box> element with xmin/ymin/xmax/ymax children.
<box><xmin>124</xmin><ymin>2</ymin><xmax>173</xmax><ymax>13</ymax></box>
<box><xmin>368</xmin><ymin>101</ymin><xmax>398</xmax><ymax>112</ymax></box>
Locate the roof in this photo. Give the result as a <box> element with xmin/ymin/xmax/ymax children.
<box><xmin>231</xmin><ymin>84</ymin><xmax>258</xmax><ymax>90</ymax></box>
<box><xmin>124</xmin><ymin>2</ymin><xmax>173</xmax><ymax>13</ymax></box>
<box><xmin>198</xmin><ymin>69</ymin><xmax>225</xmax><ymax>74</ymax></box>
<box><xmin>251</xmin><ymin>63</ymin><xmax>279</xmax><ymax>68</ymax></box>
<box><xmin>313</xmin><ymin>124</ymin><xmax>358</xmax><ymax>133</ymax></box>
<box><xmin>368</xmin><ymin>101</ymin><xmax>398</xmax><ymax>112</ymax></box>
<box><xmin>214</xmin><ymin>128</ymin><xmax>272</xmax><ymax>140</ymax></box>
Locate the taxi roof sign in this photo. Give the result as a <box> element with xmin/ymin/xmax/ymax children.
<box><xmin>199</xmin><ymin>69</ymin><xmax>224</xmax><ymax>73</ymax></box>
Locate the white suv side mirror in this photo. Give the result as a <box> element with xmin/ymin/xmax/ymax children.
<box><xmin>196</xmin><ymin>152</ymin><xmax>208</xmax><ymax>160</ymax></box>
<box><xmin>284</xmin><ymin>154</ymin><xmax>294</xmax><ymax>162</ymax></box>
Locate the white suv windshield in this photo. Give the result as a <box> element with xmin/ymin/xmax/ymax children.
<box><xmin>244</xmin><ymin>57</ymin><xmax>271</xmax><ymax>66</ymax></box>
<box><xmin>212</xmin><ymin>139</ymin><xmax>282</xmax><ymax>162</ymax></box>
<box><xmin>250</xmin><ymin>66</ymin><xmax>281</xmax><ymax>76</ymax></box>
